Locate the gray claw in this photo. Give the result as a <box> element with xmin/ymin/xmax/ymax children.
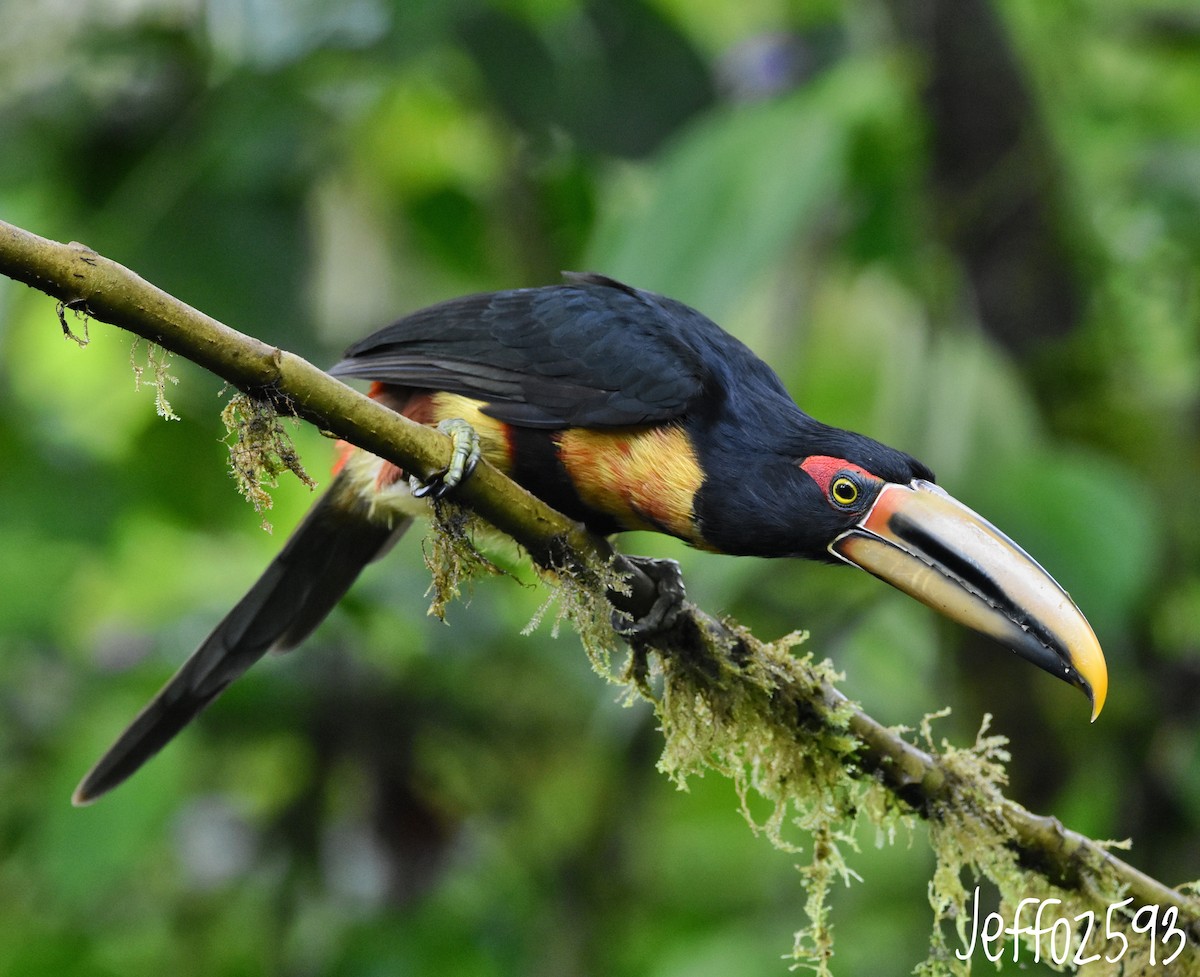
<box><xmin>410</xmin><ymin>418</ymin><xmax>481</xmax><ymax>500</ymax></box>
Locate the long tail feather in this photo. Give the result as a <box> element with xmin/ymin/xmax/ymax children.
<box><xmin>74</xmin><ymin>473</ymin><xmax>408</xmax><ymax>805</ymax></box>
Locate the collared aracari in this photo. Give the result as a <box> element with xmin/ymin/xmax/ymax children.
<box><xmin>73</xmin><ymin>272</ymin><xmax>1107</xmax><ymax>804</ymax></box>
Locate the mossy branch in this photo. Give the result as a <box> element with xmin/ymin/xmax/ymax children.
<box><xmin>2</xmin><ymin>219</ymin><xmax>1197</xmax><ymax>972</ymax></box>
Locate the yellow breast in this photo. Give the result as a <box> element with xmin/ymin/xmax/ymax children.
<box><xmin>556</xmin><ymin>424</ymin><xmax>706</xmax><ymax>546</ymax></box>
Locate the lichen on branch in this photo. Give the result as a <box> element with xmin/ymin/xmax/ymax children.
<box><xmin>130</xmin><ymin>337</ymin><xmax>180</xmax><ymax>421</ymax></box>
<box><xmin>422</xmin><ymin>499</ymin><xmax>507</xmax><ymax>621</ymax></box>
<box><xmin>220</xmin><ymin>390</ymin><xmax>315</xmax><ymax>530</ymax></box>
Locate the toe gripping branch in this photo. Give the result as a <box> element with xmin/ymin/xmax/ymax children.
<box><xmin>410</xmin><ymin>418</ymin><xmax>482</xmax><ymax>500</ymax></box>
<box><xmin>610</xmin><ymin>556</ymin><xmax>688</xmax><ymax>639</ymax></box>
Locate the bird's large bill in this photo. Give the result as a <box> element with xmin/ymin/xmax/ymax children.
<box><xmin>830</xmin><ymin>480</ymin><xmax>1107</xmax><ymax>720</ymax></box>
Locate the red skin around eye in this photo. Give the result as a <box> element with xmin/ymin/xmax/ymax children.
<box><xmin>798</xmin><ymin>455</ymin><xmax>875</xmax><ymax>495</ymax></box>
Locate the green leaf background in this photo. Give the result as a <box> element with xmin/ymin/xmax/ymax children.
<box><xmin>1</xmin><ymin>0</ymin><xmax>1198</xmax><ymax>974</ymax></box>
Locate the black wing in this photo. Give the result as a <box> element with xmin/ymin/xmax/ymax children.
<box><xmin>329</xmin><ymin>273</ymin><xmax>711</xmax><ymax>429</ymax></box>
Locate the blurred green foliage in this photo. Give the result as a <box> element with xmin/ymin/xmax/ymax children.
<box><xmin>1</xmin><ymin>0</ymin><xmax>1199</xmax><ymax>974</ymax></box>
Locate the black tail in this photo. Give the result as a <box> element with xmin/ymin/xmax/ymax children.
<box><xmin>74</xmin><ymin>472</ymin><xmax>409</xmax><ymax>805</ymax></box>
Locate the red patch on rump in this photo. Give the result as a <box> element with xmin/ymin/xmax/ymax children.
<box><xmin>331</xmin><ymin>384</ymin><xmax>436</xmax><ymax>486</ymax></box>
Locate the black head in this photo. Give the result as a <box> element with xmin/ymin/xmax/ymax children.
<box><xmin>693</xmin><ymin>424</ymin><xmax>1107</xmax><ymax>719</ymax></box>
<box><xmin>693</xmin><ymin>426</ymin><xmax>933</xmax><ymax>561</ymax></box>
<box><xmin>791</xmin><ymin>424</ymin><xmax>934</xmax><ymax>547</ymax></box>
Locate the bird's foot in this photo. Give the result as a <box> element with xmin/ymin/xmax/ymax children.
<box><xmin>612</xmin><ymin>556</ymin><xmax>687</xmax><ymax>638</ymax></box>
<box><xmin>410</xmin><ymin>418</ymin><xmax>482</xmax><ymax>500</ymax></box>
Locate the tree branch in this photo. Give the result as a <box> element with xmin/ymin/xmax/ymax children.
<box><xmin>2</xmin><ymin>218</ymin><xmax>1196</xmax><ymax>966</ymax></box>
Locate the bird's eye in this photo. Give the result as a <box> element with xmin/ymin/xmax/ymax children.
<box><xmin>831</xmin><ymin>475</ymin><xmax>859</xmax><ymax>507</ymax></box>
